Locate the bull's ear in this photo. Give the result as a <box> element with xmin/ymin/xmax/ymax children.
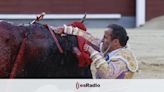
<box><xmin>81</xmin><ymin>12</ymin><xmax>87</xmax><ymax>23</ymax></box>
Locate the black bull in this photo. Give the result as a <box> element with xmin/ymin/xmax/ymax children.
<box><xmin>0</xmin><ymin>21</ymin><xmax>92</xmax><ymax>78</ymax></box>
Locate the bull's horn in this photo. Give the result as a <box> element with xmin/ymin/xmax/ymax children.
<box><xmin>81</xmin><ymin>13</ymin><xmax>87</xmax><ymax>23</ymax></box>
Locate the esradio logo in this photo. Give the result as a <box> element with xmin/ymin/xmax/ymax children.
<box><xmin>76</xmin><ymin>82</ymin><xmax>100</xmax><ymax>90</ymax></box>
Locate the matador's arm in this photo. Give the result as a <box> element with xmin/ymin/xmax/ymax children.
<box><xmin>63</xmin><ymin>25</ymin><xmax>102</xmax><ymax>47</ymax></box>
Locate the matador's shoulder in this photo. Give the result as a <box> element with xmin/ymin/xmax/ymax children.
<box><xmin>110</xmin><ymin>48</ymin><xmax>138</xmax><ymax>72</ymax></box>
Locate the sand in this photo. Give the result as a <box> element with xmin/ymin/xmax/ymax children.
<box><xmin>127</xmin><ymin>29</ymin><xmax>164</xmax><ymax>78</ymax></box>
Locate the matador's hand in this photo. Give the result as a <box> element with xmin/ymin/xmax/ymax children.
<box><xmin>83</xmin><ymin>44</ymin><xmax>96</xmax><ymax>54</ymax></box>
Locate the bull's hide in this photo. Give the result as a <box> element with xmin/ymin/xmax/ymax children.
<box><xmin>0</xmin><ymin>21</ymin><xmax>92</xmax><ymax>78</ymax></box>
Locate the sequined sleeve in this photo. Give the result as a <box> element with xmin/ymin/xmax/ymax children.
<box><xmin>95</xmin><ymin>59</ymin><xmax>128</xmax><ymax>79</ymax></box>
<box><xmin>75</xmin><ymin>28</ymin><xmax>101</xmax><ymax>47</ymax></box>
<box><xmin>90</xmin><ymin>51</ymin><xmax>128</xmax><ymax>79</ymax></box>
<box><xmin>63</xmin><ymin>25</ymin><xmax>102</xmax><ymax>47</ymax></box>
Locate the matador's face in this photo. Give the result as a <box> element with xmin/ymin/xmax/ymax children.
<box><xmin>102</xmin><ymin>28</ymin><xmax>113</xmax><ymax>52</ymax></box>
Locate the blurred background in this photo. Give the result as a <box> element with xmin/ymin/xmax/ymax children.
<box><xmin>1</xmin><ymin>0</ymin><xmax>163</xmax><ymax>28</ymax></box>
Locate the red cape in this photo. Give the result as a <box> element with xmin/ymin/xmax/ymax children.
<box><xmin>68</xmin><ymin>22</ymin><xmax>92</xmax><ymax>67</ymax></box>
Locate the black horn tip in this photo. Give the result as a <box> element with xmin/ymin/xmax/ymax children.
<box><xmin>81</xmin><ymin>12</ymin><xmax>87</xmax><ymax>23</ymax></box>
